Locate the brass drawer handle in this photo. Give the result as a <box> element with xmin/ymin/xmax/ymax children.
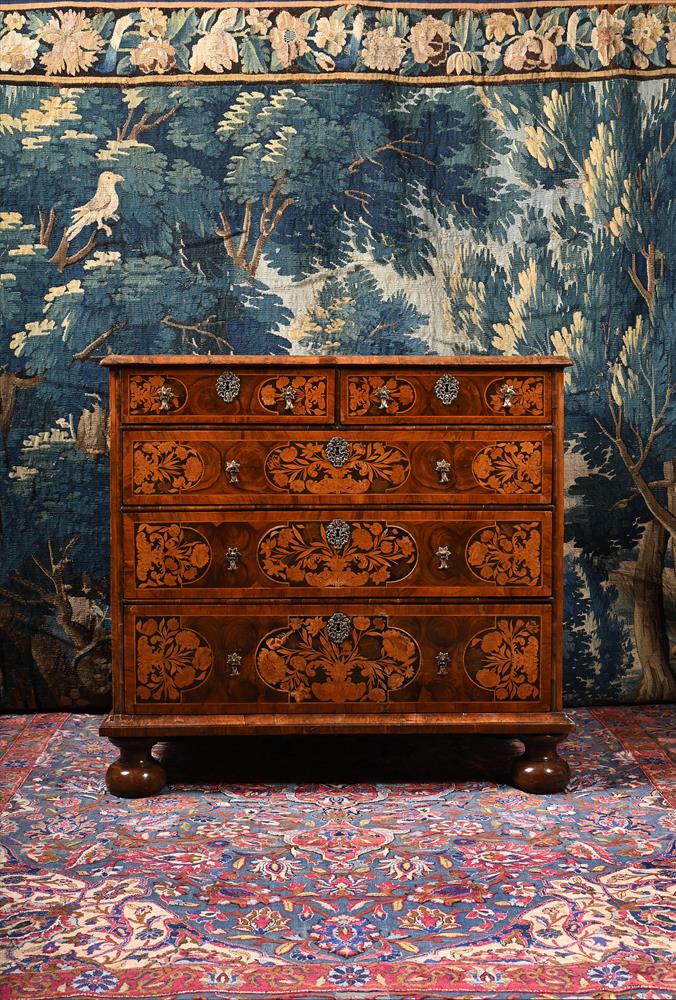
<box><xmin>326</xmin><ymin>612</ymin><xmax>352</xmax><ymax>643</ymax></box>
<box><xmin>156</xmin><ymin>381</ymin><xmax>175</xmax><ymax>412</ymax></box>
<box><xmin>434</xmin><ymin>374</ymin><xmax>460</xmax><ymax>406</ymax></box>
<box><xmin>216</xmin><ymin>370</ymin><xmax>241</xmax><ymax>403</ymax></box>
<box><xmin>227</xmin><ymin>652</ymin><xmax>242</xmax><ymax>676</ymax></box>
<box><xmin>225</xmin><ymin>459</ymin><xmax>240</xmax><ymax>484</ymax></box>
<box><xmin>435</xmin><ymin>458</ymin><xmax>451</xmax><ymax>484</ymax></box>
<box><xmin>435</xmin><ymin>545</ymin><xmax>451</xmax><ymax>570</ymax></box>
<box><xmin>436</xmin><ymin>651</ymin><xmax>450</xmax><ymax>675</ymax></box>
<box><xmin>498</xmin><ymin>383</ymin><xmax>518</xmax><ymax>410</ymax></box>
<box><xmin>279</xmin><ymin>384</ymin><xmax>297</xmax><ymax>411</ymax></box>
<box><xmin>225</xmin><ymin>546</ymin><xmax>241</xmax><ymax>571</ymax></box>
<box><xmin>376</xmin><ymin>385</ymin><xmax>391</xmax><ymax>410</ymax></box>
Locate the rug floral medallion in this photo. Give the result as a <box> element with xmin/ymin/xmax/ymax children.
<box><xmin>0</xmin><ymin>708</ymin><xmax>674</xmax><ymax>998</ymax></box>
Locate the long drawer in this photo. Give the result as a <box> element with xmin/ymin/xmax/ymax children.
<box><xmin>122</xmin><ymin>509</ymin><xmax>552</xmax><ymax>599</ymax></box>
<box><xmin>340</xmin><ymin>367</ymin><xmax>551</xmax><ymax>424</ymax></box>
<box><xmin>124</xmin><ymin>603</ymin><xmax>553</xmax><ymax>714</ymax></box>
<box><xmin>123</xmin><ymin>429</ymin><xmax>552</xmax><ymax>506</ymax></box>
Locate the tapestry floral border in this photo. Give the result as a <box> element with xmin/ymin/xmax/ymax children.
<box><xmin>0</xmin><ymin>4</ymin><xmax>674</xmax><ymax>84</ymax></box>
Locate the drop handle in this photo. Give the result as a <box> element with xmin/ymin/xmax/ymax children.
<box><xmin>225</xmin><ymin>459</ymin><xmax>240</xmax><ymax>484</ymax></box>
<box><xmin>498</xmin><ymin>383</ymin><xmax>518</xmax><ymax>410</ymax></box>
<box><xmin>436</xmin><ymin>651</ymin><xmax>450</xmax><ymax>676</ymax></box>
<box><xmin>155</xmin><ymin>382</ymin><xmax>174</xmax><ymax>412</ymax></box>
<box><xmin>279</xmin><ymin>385</ymin><xmax>297</xmax><ymax>411</ymax></box>
<box><xmin>435</xmin><ymin>459</ymin><xmax>451</xmax><ymax>484</ymax></box>
<box><xmin>225</xmin><ymin>546</ymin><xmax>241</xmax><ymax>571</ymax></box>
<box><xmin>376</xmin><ymin>385</ymin><xmax>391</xmax><ymax>410</ymax></box>
<box><xmin>435</xmin><ymin>545</ymin><xmax>452</xmax><ymax>570</ymax></box>
<box><xmin>227</xmin><ymin>652</ymin><xmax>242</xmax><ymax>676</ymax></box>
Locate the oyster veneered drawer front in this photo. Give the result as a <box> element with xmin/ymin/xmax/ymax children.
<box><xmin>122</xmin><ymin>509</ymin><xmax>552</xmax><ymax>599</ymax></box>
<box><xmin>122</xmin><ymin>429</ymin><xmax>552</xmax><ymax>506</ymax></box>
<box><xmin>122</xmin><ymin>366</ymin><xmax>335</xmax><ymax>424</ymax></box>
<box><xmin>124</xmin><ymin>603</ymin><xmax>553</xmax><ymax>715</ymax></box>
<box><xmin>340</xmin><ymin>368</ymin><xmax>552</xmax><ymax>424</ymax></box>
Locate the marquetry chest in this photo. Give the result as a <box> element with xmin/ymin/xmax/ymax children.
<box><xmin>100</xmin><ymin>355</ymin><xmax>573</xmax><ymax>796</ymax></box>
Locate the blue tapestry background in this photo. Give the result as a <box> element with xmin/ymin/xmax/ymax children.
<box><xmin>0</xmin><ymin>3</ymin><xmax>674</xmax><ymax>709</ymax></box>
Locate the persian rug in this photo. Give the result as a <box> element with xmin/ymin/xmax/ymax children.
<box><xmin>0</xmin><ymin>706</ymin><xmax>674</xmax><ymax>999</ymax></box>
<box><xmin>0</xmin><ymin>1</ymin><xmax>675</xmax><ymax>713</ymax></box>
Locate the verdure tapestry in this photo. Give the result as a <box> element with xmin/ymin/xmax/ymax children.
<box><xmin>0</xmin><ymin>1</ymin><xmax>673</xmax><ymax>710</ymax></box>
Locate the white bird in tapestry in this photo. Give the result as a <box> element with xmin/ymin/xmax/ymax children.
<box><xmin>64</xmin><ymin>171</ymin><xmax>124</xmax><ymax>243</ymax></box>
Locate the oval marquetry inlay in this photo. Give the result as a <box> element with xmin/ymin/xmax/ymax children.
<box><xmin>129</xmin><ymin>375</ymin><xmax>187</xmax><ymax>415</ymax></box>
<box><xmin>465</xmin><ymin>521</ymin><xmax>542</xmax><ymax>586</ymax></box>
<box><xmin>259</xmin><ymin>375</ymin><xmax>328</xmax><ymax>416</ymax></box>
<box><xmin>471</xmin><ymin>441</ymin><xmax>542</xmax><ymax>494</ymax></box>
<box><xmin>132</xmin><ymin>442</ymin><xmax>205</xmax><ymax>495</ymax></box>
<box><xmin>464</xmin><ymin>617</ymin><xmax>541</xmax><ymax>701</ymax></box>
<box><xmin>135</xmin><ymin>616</ymin><xmax>213</xmax><ymax>702</ymax></box>
<box><xmin>485</xmin><ymin>376</ymin><xmax>545</xmax><ymax>416</ymax></box>
<box><xmin>258</xmin><ymin>520</ymin><xmax>417</xmax><ymax>587</ymax></box>
<box><xmin>347</xmin><ymin>375</ymin><xmax>416</xmax><ymax>416</ymax></box>
<box><xmin>264</xmin><ymin>441</ymin><xmax>410</xmax><ymax>495</ymax></box>
<box><xmin>135</xmin><ymin>523</ymin><xmax>212</xmax><ymax>588</ymax></box>
<box><xmin>256</xmin><ymin>614</ymin><xmax>420</xmax><ymax>702</ymax></box>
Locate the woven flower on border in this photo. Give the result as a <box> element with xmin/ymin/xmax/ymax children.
<box><xmin>1</xmin><ymin>6</ymin><xmax>675</xmax><ymax>82</ymax></box>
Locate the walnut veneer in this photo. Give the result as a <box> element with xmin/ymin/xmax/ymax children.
<box><xmin>101</xmin><ymin>355</ymin><xmax>574</xmax><ymax>797</ymax></box>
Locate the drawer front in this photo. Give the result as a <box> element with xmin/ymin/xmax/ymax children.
<box><xmin>122</xmin><ymin>367</ymin><xmax>335</xmax><ymax>424</ymax></box>
<box><xmin>124</xmin><ymin>603</ymin><xmax>553</xmax><ymax>714</ymax></box>
<box><xmin>123</xmin><ymin>510</ymin><xmax>552</xmax><ymax>599</ymax></box>
<box><xmin>340</xmin><ymin>369</ymin><xmax>551</xmax><ymax>424</ymax></box>
<box><xmin>123</xmin><ymin>430</ymin><xmax>552</xmax><ymax>506</ymax></box>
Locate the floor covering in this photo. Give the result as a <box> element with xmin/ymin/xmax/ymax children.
<box><xmin>0</xmin><ymin>707</ymin><xmax>674</xmax><ymax>999</ymax></box>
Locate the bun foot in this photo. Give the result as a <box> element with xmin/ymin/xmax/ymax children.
<box><xmin>511</xmin><ymin>734</ymin><xmax>570</xmax><ymax>794</ymax></box>
<box><xmin>106</xmin><ymin>738</ymin><xmax>166</xmax><ymax>798</ymax></box>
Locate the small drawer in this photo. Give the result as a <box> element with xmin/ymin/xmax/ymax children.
<box><xmin>122</xmin><ymin>429</ymin><xmax>553</xmax><ymax>507</ymax></box>
<box><xmin>123</xmin><ymin>509</ymin><xmax>552</xmax><ymax>599</ymax></box>
<box><xmin>122</xmin><ymin>366</ymin><xmax>335</xmax><ymax>424</ymax></box>
<box><xmin>340</xmin><ymin>368</ymin><xmax>551</xmax><ymax>424</ymax></box>
<box><xmin>124</xmin><ymin>602</ymin><xmax>553</xmax><ymax>714</ymax></box>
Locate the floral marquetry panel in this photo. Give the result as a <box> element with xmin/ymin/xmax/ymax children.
<box><xmin>129</xmin><ymin>375</ymin><xmax>187</xmax><ymax>416</ymax></box>
<box><xmin>256</xmin><ymin>615</ymin><xmax>422</xmax><ymax>703</ymax></box>
<box><xmin>466</xmin><ymin>521</ymin><xmax>543</xmax><ymax>587</ymax></box>
<box><xmin>485</xmin><ymin>377</ymin><xmax>546</xmax><ymax>418</ymax></box>
<box><xmin>132</xmin><ymin>442</ymin><xmax>205</xmax><ymax>495</ymax></box>
<box><xmin>258</xmin><ymin>520</ymin><xmax>417</xmax><ymax>587</ymax></box>
<box><xmin>264</xmin><ymin>441</ymin><xmax>411</xmax><ymax>496</ymax></box>
<box><xmin>258</xmin><ymin>375</ymin><xmax>328</xmax><ymax>417</ymax></box>
<box><xmin>135</xmin><ymin>617</ymin><xmax>213</xmax><ymax>703</ymax></box>
<box><xmin>472</xmin><ymin>442</ymin><xmax>543</xmax><ymax>495</ymax></box>
<box><xmin>464</xmin><ymin>617</ymin><xmax>543</xmax><ymax>702</ymax></box>
<box><xmin>346</xmin><ymin>376</ymin><xmax>417</xmax><ymax>417</ymax></box>
<box><xmin>134</xmin><ymin>524</ymin><xmax>212</xmax><ymax>588</ymax></box>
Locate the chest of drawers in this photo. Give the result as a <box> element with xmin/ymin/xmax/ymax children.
<box><xmin>100</xmin><ymin>356</ymin><xmax>573</xmax><ymax>797</ymax></box>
